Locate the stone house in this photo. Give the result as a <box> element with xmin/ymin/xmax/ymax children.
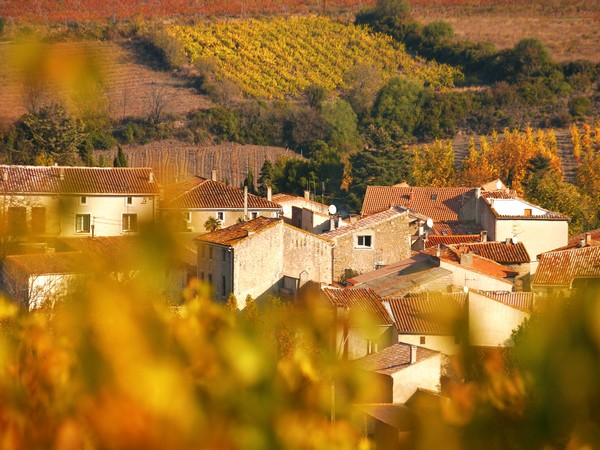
<box><xmin>321</xmin><ymin>287</ymin><xmax>397</xmax><ymax>360</ymax></box>
<box><xmin>532</xmin><ymin>246</ymin><xmax>600</xmax><ymax>299</ymax></box>
<box><xmin>383</xmin><ymin>292</ymin><xmax>467</xmax><ymax>355</ymax></box>
<box><xmin>354</xmin><ymin>343</ymin><xmax>441</xmax><ymax>404</ymax></box>
<box><xmin>160</xmin><ymin>174</ymin><xmax>281</xmax><ymax>234</ymax></box>
<box><xmin>195</xmin><ymin>217</ymin><xmax>333</xmax><ymax>307</ymax></box>
<box><xmin>320</xmin><ymin>207</ymin><xmax>421</xmax><ymax>283</ymax></box>
<box><xmin>0</xmin><ymin>165</ymin><xmax>159</xmax><ymax>239</ymax></box>
<box><xmin>272</xmin><ymin>192</ymin><xmax>335</xmax><ymax>234</ymax></box>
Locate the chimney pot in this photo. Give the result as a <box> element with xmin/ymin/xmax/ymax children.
<box><xmin>480</xmin><ymin>230</ymin><xmax>487</xmax><ymax>242</ymax></box>
<box><xmin>2</xmin><ymin>172</ymin><xmax>7</xmax><ymax>182</ymax></box>
<box><xmin>267</xmin><ymin>186</ymin><xmax>272</xmax><ymax>202</ymax></box>
<box><xmin>211</xmin><ymin>169</ymin><xmax>217</xmax><ymax>182</ymax></box>
<box><xmin>304</xmin><ymin>190</ymin><xmax>310</xmax><ymax>201</ymax></box>
<box><xmin>244</xmin><ymin>185</ymin><xmax>248</xmax><ymax>221</ymax></box>
<box><xmin>149</xmin><ymin>172</ymin><xmax>154</xmax><ymax>183</ymax></box>
<box><xmin>410</xmin><ymin>345</ymin><xmax>417</xmax><ymax>364</ymax></box>
<box><xmin>586</xmin><ymin>233</ymin><xmax>592</xmax><ymax>245</ymax></box>
<box><xmin>59</xmin><ymin>167</ymin><xmax>65</xmax><ymax>180</ymax></box>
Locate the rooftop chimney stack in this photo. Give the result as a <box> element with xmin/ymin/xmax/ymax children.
<box><xmin>475</xmin><ymin>187</ymin><xmax>482</xmax><ymax>199</ymax></box>
<box><xmin>304</xmin><ymin>190</ymin><xmax>310</xmax><ymax>201</ymax></box>
<box><xmin>149</xmin><ymin>172</ymin><xmax>154</xmax><ymax>183</ymax></box>
<box><xmin>59</xmin><ymin>167</ymin><xmax>65</xmax><ymax>180</ymax></box>
<box><xmin>211</xmin><ymin>169</ymin><xmax>217</xmax><ymax>182</ymax></box>
<box><xmin>2</xmin><ymin>172</ymin><xmax>7</xmax><ymax>182</ymax></box>
<box><xmin>436</xmin><ymin>244</ymin><xmax>441</xmax><ymax>258</ymax></box>
<box><xmin>481</xmin><ymin>230</ymin><xmax>488</xmax><ymax>242</ymax></box>
<box><xmin>586</xmin><ymin>233</ymin><xmax>592</xmax><ymax>245</ymax></box>
<box><xmin>410</xmin><ymin>345</ymin><xmax>417</xmax><ymax>365</ymax></box>
<box><xmin>267</xmin><ymin>186</ymin><xmax>272</xmax><ymax>202</ymax></box>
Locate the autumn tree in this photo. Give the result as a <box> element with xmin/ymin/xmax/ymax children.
<box><xmin>226</xmin><ymin>293</ymin><xmax>238</xmax><ymax>312</ymax></box>
<box><xmin>459</xmin><ymin>136</ymin><xmax>496</xmax><ymax>186</ymax></box>
<box><xmin>412</xmin><ymin>139</ymin><xmax>455</xmax><ymax>186</ymax></box>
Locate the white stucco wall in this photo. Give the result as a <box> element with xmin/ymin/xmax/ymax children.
<box><xmin>390</xmin><ymin>353</ymin><xmax>441</xmax><ymax>403</ymax></box>
<box><xmin>468</xmin><ymin>291</ymin><xmax>529</xmax><ymax>346</ymax></box>
<box><xmin>397</xmin><ymin>334</ymin><xmax>459</xmax><ymax>355</ymax></box>
<box><xmin>439</xmin><ymin>260</ymin><xmax>514</xmax><ymax>292</ymax></box>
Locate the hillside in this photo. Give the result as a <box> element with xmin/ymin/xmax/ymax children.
<box><xmin>0</xmin><ymin>40</ymin><xmax>211</xmax><ymax>126</ymax></box>
<box><xmin>95</xmin><ymin>140</ymin><xmax>305</xmax><ymax>186</ymax></box>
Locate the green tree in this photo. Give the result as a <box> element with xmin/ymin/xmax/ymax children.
<box><xmin>341</xmin><ymin>63</ymin><xmax>384</xmax><ymax>117</ymax></box>
<box><xmin>113</xmin><ymin>145</ymin><xmax>128</xmax><ymax>167</ymax></box>
<box><xmin>204</xmin><ymin>216</ymin><xmax>222</xmax><ymax>232</ymax></box>
<box><xmin>320</xmin><ymin>98</ymin><xmax>359</xmax><ymax>151</ymax></box>
<box><xmin>257</xmin><ymin>159</ymin><xmax>274</xmax><ymax>198</ymax></box>
<box><xmin>2</xmin><ymin>104</ymin><xmax>87</xmax><ymax>165</ymax></box>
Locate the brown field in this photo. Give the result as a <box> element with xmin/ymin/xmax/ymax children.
<box><xmin>411</xmin><ymin>2</ymin><xmax>600</xmax><ymax>63</ymax></box>
<box><xmin>0</xmin><ymin>41</ymin><xmax>211</xmax><ymax>126</ymax></box>
<box><xmin>95</xmin><ymin>140</ymin><xmax>305</xmax><ymax>187</ymax></box>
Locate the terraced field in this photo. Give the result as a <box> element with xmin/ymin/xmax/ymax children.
<box><xmin>0</xmin><ymin>41</ymin><xmax>211</xmax><ymax>126</ymax></box>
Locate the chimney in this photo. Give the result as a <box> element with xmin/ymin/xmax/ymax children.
<box><xmin>211</xmin><ymin>169</ymin><xmax>217</xmax><ymax>182</ymax></box>
<box><xmin>505</xmin><ymin>237</ymin><xmax>511</xmax><ymax>245</ymax></box>
<box><xmin>330</xmin><ymin>217</ymin><xmax>336</xmax><ymax>231</ymax></box>
<box><xmin>460</xmin><ymin>251</ymin><xmax>473</xmax><ymax>266</ymax></box>
<box><xmin>436</xmin><ymin>244</ymin><xmax>441</xmax><ymax>258</ymax></box>
<box><xmin>267</xmin><ymin>186</ymin><xmax>272</xmax><ymax>202</ymax></box>
<box><xmin>586</xmin><ymin>233</ymin><xmax>592</xmax><ymax>245</ymax></box>
<box><xmin>410</xmin><ymin>345</ymin><xmax>417</xmax><ymax>364</ymax></box>
<box><xmin>2</xmin><ymin>172</ymin><xmax>7</xmax><ymax>182</ymax></box>
<box><xmin>244</xmin><ymin>185</ymin><xmax>248</xmax><ymax>221</ymax></box>
<box><xmin>304</xmin><ymin>190</ymin><xmax>310</xmax><ymax>201</ymax></box>
<box><xmin>480</xmin><ymin>230</ymin><xmax>487</xmax><ymax>242</ymax></box>
<box><xmin>148</xmin><ymin>172</ymin><xmax>154</xmax><ymax>183</ymax></box>
<box><xmin>475</xmin><ymin>187</ymin><xmax>481</xmax><ymax>199</ymax></box>
<box><xmin>59</xmin><ymin>167</ymin><xmax>65</xmax><ymax>180</ymax></box>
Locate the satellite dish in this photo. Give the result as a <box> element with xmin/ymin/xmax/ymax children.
<box><xmin>426</xmin><ymin>218</ymin><xmax>434</xmax><ymax>228</ymax></box>
<box><xmin>328</xmin><ymin>204</ymin><xmax>337</xmax><ymax>215</ymax></box>
<box><xmin>463</xmin><ymin>285</ymin><xmax>469</xmax><ymax>293</ymax></box>
<box><xmin>495</xmin><ymin>180</ymin><xmax>503</xmax><ymax>190</ymax></box>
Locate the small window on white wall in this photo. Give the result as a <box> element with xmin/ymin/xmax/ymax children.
<box><xmin>75</xmin><ymin>214</ymin><xmax>91</xmax><ymax>233</ymax></box>
<box><xmin>251</xmin><ymin>211</ymin><xmax>259</xmax><ymax>219</ymax></box>
<box><xmin>217</xmin><ymin>211</ymin><xmax>225</xmax><ymax>221</ymax></box>
<box><xmin>80</xmin><ymin>196</ymin><xmax>87</xmax><ymax>205</ymax></box>
<box><xmin>126</xmin><ymin>196</ymin><xmax>133</xmax><ymax>205</ymax></box>
<box><xmin>356</xmin><ymin>235</ymin><xmax>372</xmax><ymax>248</ymax></box>
<box><xmin>122</xmin><ymin>214</ymin><xmax>138</xmax><ymax>232</ymax></box>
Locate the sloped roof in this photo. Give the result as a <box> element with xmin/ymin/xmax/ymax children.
<box><xmin>361</xmin><ymin>186</ymin><xmax>476</xmax><ymax>220</ymax></box>
<box><xmin>425</xmin><ymin>234</ymin><xmax>482</xmax><ymax>248</ymax></box>
<box><xmin>4</xmin><ymin>252</ymin><xmax>88</xmax><ymax>276</ymax></box>
<box><xmin>430</xmin><ymin>221</ymin><xmax>484</xmax><ymax>236</ymax></box>
<box><xmin>56</xmin><ymin>236</ymin><xmax>151</xmax><ymax>270</ymax></box>
<box><xmin>321</xmin><ymin>206</ymin><xmax>413</xmax><ymax>239</ymax></box>
<box><xmin>161</xmin><ymin>176</ymin><xmax>282</xmax><ymax>210</ymax></box>
<box><xmin>354</xmin><ymin>342</ymin><xmax>439</xmax><ymax>375</ymax></box>
<box><xmin>450</xmin><ymin>241</ymin><xmax>530</xmax><ymax>264</ymax></box>
<box><xmin>384</xmin><ymin>292</ymin><xmax>466</xmax><ymax>335</ymax></box>
<box><xmin>549</xmin><ymin>228</ymin><xmax>600</xmax><ymax>252</ymax></box>
<box><xmin>0</xmin><ymin>165</ymin><xmax>159</xmax><ymax>195</ymax></box>
<box><xmin>532</xmin><ymin>246</ymin><xmax>600</xmax><ymax>287</ymax></box>
<box><xmin>476</xmin><ymin>290</ymin><xmax>534</xmax><ymax>312</ymax></box>
<box><xmin>321</xmin><ymin>287</ymin><xmax>393</xmax><ymax>326</ymax></box>
<box><xmin>347</xmin><ymin>253</ymin><xmax>452</xmax><ymax>297</ymax></box>
<box><xmin>195</xmin><ymin>217</ymin><xmax>281</xmax><ymax>247</ymax></box>
<box><xmin>483</xmin><ymin>197</ymin><xmax>569</xmax><ymax>220</ymax></box>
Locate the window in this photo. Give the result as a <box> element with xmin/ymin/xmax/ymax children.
<box><xmin>122</xmin><ymin>213</ymin><xmax>138</xmax><ymax>232</ymax></box>
<box><xmin>216</xmin><ymin>211</ymin><xmax>225</xmax><ymax>221</ymax></box>
<box><xmin>126</xmin><ymin>196</ymin><xmax>133</xmax><ymax>205</ymax></box>
<box><xmin>80</xmin><ymin>196</ymin><xmax>87</xmax><ymax>205</ymax></box>
<box><xmin>420</xmin><ymin>336</ymin><xmax>426</xmax><ymax>345</ymax></box>
<box><xmin>184</xmin><ymin>211</ymin><xmax>192</xmax><ymax>222</ymax></box>
<box><xmin>356</xmin><ymin>235</ymin><xmax>372</xmax><ymax>248</ymax></box>
<box><xmin>75</xmin><ymin>214</ymin><xmax>91</xmax><ymax>233</ymax></box>
<box><xmin>8</xmin><ymin>207</ymin><xmax>26</xmax><ymax>234</ymax></box>
<box><xmin>31</xmin><ymin>207</ymin><xmax>46</xmax><ymax>233</ymax></box>
<box><xmin>208</xmin><ymin>274</ymin><xmax>213</xmax><ymax>284</ymax></box>
<box><xmin>251</xmin><ymin>211</ymin><xmax>259</xmax><ymax>219</ymax></box>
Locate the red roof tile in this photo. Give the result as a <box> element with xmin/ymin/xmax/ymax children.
<box><xmin>361</xmin><ymin>186</ymin><xmax>475</xmax><ymax>220</ymax></box>
<box><xmin>451</xmin><ymin>241</ymin><xmax>530</xmax><ymax>264</ymax></box>
<box><xmin>195</xmin><ymin>217</ymin><xmax>281</xmax><ymax>247</ymax></box>
<box><xmin>532</xmin><ymin>246</ymin><xmax>600</xmax><ymax>287</ymax></box>
<box><xmin>4</xmin><ymin>252</ymin><xmax>88</xmax><ymax>276</ymax></box>
<box><xmin>425</xmin><ymin>235</ymin><xmax>482</xmax><ymax>248</ymax></box>
<box><xmin>0</xmin><ymin>165</ymin><xmax>159</xmax><ymax>195</ymax></box>
<box><xmin>384</xmin><ymin>293</ymin><xmax>466</xmax><ymax>335</ymax></box>
<box><xmin>354</xmin><ymin>342</ymin><xmax>439</xmax><ymax>375</ymax></box>
<box><xmin>161</xmin><ymin>176</ymin><xmax>282</xmax><ymax>210</ymax></box>
<box><xmin>321</xmin><ymin>287</ymin><xmax>393</xmax><ymax>326</ymax></box>
<box><xmin>550</xmin><ymin>228</ymin><xmax>600</xmax><ymax>251</ymax></box>
<box><xmin>477</xmin><ymin>291</ymin><xmax>534</xmax><ymax>312</ymax></box>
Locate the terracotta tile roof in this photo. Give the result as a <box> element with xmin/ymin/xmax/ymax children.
<box><xmin>384</xmin><ymin>292</ymin><xmax>466</xmax><ymax>335</ymax></box>
<box><xmin>56</xmin><ymin>236</ymin><xmax>149</xmax><ymax>270</ymax></box>
<box><xmin>347</xmin><ymin>253</ymin><xmax>453</xmax><ymax>297</ymax></box>
<box><xmin>480</xmin><ymin>190</ymin><xmax>517</xmax><ymax>199</ymax></box>
<box><xmin>430</xmin><ymin>221</ymin><xmax>484</xmax><ymax>236</ymax></box>
<box><xmin>4</xmin><ymin>252</ymin><xmax>88</xmax><ymax>276</ymax></box>
<box><xmin>550</xmin><ymin>228</ymin><xmax>600</xmax><ymax>252</ymax></box>
<box><xmin>195</xmin><ymin>217</ymin><xmax>281</xmax><ymax>247</ymax></box>
<box><xmin>271</xmin><ymin>193</ymin><xmax>329</xmax><ymax>210</ymax></box>
<box><xmin>532</xmin><ymin>246</ymin><xmax>600</xmax><ymax>287</ymax></box>
<box><xmin>425</xmin><ymin>235</ymin><xmax>482</xmax><ymax>248</ymax></box>
<box><xmin>161</xmin><ymin>176</ymin><xmax>282</xmax><ymax>210</ymax></box>
<box><xmin>321</xmin><ymin>207</ymin><xmax>412</xmax><ymax>239</ymax></box>
<box><xmin>354</xmin><ymin>342</ymin><xmax>439</xmax><ymax>375</ymax></box>
<box><xmin>477</xmin><ymin>290</ymin><xmax>534</xmax><ymax>312</ymax></box>
<box><xmin>361</xmin><ymin>186</ymin><xmax>476</xmax><ymax>220</ymax></box>
<box><xmin>0</xmin><ymin>165</ymin><xmax>159</xmax><ymax>195</ymax></box>
<box><xmin>422</xmin><ymin>246</ymin><xmax>518</xmax><ymax>281</ymax></box>
<box><xmin>450</xmin><ymin>241</ymin><xmax>530</xmax><ymax>264</ymax></box>
<box><xmin>321</xmin><ymin>287</ymin><xmax>393</xmax><ymax>326</ymax></box>
<box><xmin>483</xmin><ymin>197</ymin><xmax>569</xmax><ymax>220</ymax></box>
